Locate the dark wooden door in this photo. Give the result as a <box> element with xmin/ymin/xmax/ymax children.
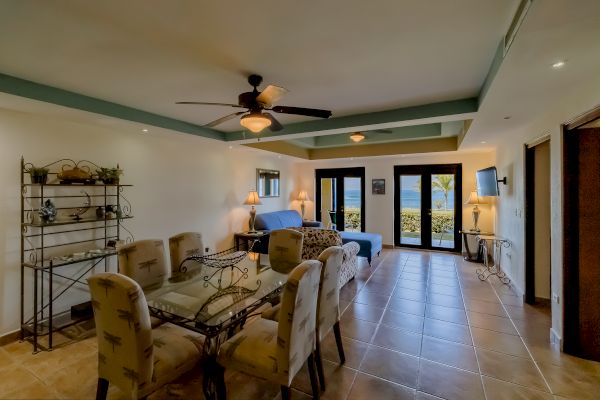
<box><xmin>564</xmin><ymin>127</ymin><xmax>600</xmax><ymax>360</ymax></box>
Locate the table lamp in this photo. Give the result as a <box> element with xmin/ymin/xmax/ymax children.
<box><xmin>464</xmin><ymin>191</ymin><xmax>486</xmax><ymax>232</ymax></box>
<box><xmin>297</xmin><ymin>190</ymin><xmax>309</xmax><ymax>220</ymax></box>
<box><xmin>243</xmin><ymin>191</ymin><xmax>262</xmax><ymax>233</ymax></box>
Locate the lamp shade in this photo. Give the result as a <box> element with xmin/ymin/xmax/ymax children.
<box><xmin>464</xmin><ymin>191</ymin><xmax>487</xmax><ymax>205</ymax></box>
<box><xmin>297</xmin><ymin>190</ymin><xmax>310</xmax><ymax>202</ymax></box>
<box><xmin>240</xmin><ymin>113</ymin><xmax>271</xmax><ymax>133</ymax></box>
<box><xmin>243</xmin><ymin>191</ymin><xmax>262</xmax><ymax>205</ymax></box>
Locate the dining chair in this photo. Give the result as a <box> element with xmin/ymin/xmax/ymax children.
<box><xmin>117</xmin><ymin>239</ymin><xmax>169</xmax><ymax>290</ymax></box>
<box><xmin>217</xmin><ymin>260</ymin><xmax>323</xmax><ymax>400</ymax></box>
<box><xmin>268</xmin><ymin>228</ymin><xmax>304</xmax><ymax>274</ymax></box>
<box><xmin>262</xmin><ymin>246</ymin><xmax>345</xmax><ymax>391</ymax></box>
<box><xmin>88</xmin><ymin>272</ymin><xmax>204</xmax><ymax>400</ymax></box>
<box><xmin>168</xmin><ymin>232</ymin><xmax>204</xmax><ymax>273</ymax></box>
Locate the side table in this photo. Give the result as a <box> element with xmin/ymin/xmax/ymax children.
<box><xmin>475</xmin><ymin>235</ymin><xmax>511</xmax><ymax>284</ymax></box>
<box><xmin>460</xmin><ymin>230</ymin><xmax>493</xmax><ymax>262</ymax></box>
<box><xmin>234</xmin><ymin>231</ymin><xmax>270</xmax><ymax>270</ymax></box>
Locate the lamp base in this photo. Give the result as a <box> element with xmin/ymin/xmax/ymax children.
<box><xmin>471</xmin><ymin>205</ymin><xmax>481</xmax><ymax>232</ymax></box>
<box><xmin>249</xmin><ymin>206</ymin><xmax>257</xmax><ymax>233</ymax></box>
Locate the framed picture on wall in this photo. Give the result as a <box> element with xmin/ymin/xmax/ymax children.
<box><xmin>372</xmin><ymin>179</ymin><xmax>385</xmax><ymax>194</ymax></box>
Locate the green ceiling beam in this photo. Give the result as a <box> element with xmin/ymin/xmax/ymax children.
<box><xmin>225</xmin><ymin>97</ymin><xmax>478</xmax><ymax>141</ymax></box>
<box><xmin>0</xmin><ymin>73</ymin><xmax>225</xmax><ymax>140</ymax></box>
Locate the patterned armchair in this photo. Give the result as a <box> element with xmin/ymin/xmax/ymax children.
<box><xmin>291</xmin><ymin>227</ymin><xmax>360</xmax><ymax>288</ymax></box>
<box><xmin>168</xmin><ymin>232</ymin><xmax>204</xmax><ymax>273</ymax></box>
<box><xmin>88</xmin><ymin>273</ymin><xmax>203</xmax><ymax>399</ymax></box>
<box><xmin>217</xmin><ymin>260</ymin><xmax>322</xmax><ymax>400</ymax></box>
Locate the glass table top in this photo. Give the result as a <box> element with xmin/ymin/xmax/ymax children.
<box><xmin>144</xmin><ymin>256</ymin><xmax>286</xmax><ymax>331</ymax></box>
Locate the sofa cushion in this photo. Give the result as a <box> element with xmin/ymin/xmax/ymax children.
<box><xmin>255</xmin><ymin>210</ymin><xmax>303</xmax><ymax>231</ymax></box>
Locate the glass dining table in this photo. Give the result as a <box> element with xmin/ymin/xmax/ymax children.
<box><xmin>144</xmin><ymin>252</ymin><xmax>287</xmax><ymax>399</ymax></box>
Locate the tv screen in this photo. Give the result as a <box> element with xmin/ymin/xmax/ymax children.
<box><xmin>476</xmin><ymin>167</ymin><xmax>500</xmax><ymax>196</ymax></box>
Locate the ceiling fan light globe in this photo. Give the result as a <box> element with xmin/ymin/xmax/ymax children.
<box><xmin>240</xmin><ymin>113</ymin><xmax>271</xmax><ymax>133</ymax></box>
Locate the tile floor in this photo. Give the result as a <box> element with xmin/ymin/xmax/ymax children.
<box><xmin>2</xmin><ymin>249</ymin><xmax>600</xmax><ymax>399</ymax></box>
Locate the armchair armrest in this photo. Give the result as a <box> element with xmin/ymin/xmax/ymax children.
<box><xmin>302</xmin><ymin>220</ymin><xmax>323</xmax><ymax>228</ymax></box>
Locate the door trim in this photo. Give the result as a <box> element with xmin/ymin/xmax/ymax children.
<box><xmin>393</xmin><ymin>164</ymin><xmax>462</xmax><ymax>252</ymax></box>
<box><xmin>315</xmin><ymin>167</ymin><xmax>366</xmax><ymax>232</ymax></box>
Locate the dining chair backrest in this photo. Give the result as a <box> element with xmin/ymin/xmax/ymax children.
<box><xmin>268</xmin><ymin>229</ymin><xmax>304</xmax><ymax>274</ymax></box>
<box><xmin>316</xmin><ymin>246</ymin><xmax>344</xmax><ymax>340</ymax></box>
<box><xmin>118</xmin><ymin>239</ymin><xmax>169</xmax><ymax>290</ymax></box>
<box><xmin>276</xmin><ymin>259</ymin><xmax>322</xmax><ymax>381</ymax></box>
<box><xmin>168</xmin><ymin>232</ymin><xmax>204</xmax><ymax>273</ymax></box>
<box><xmin>88</xmin><ymin>272</ymin><xmax>154</xmax><ymax>399</ymax></box>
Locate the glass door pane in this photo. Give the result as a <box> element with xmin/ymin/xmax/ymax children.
<box><xmin>400</xmin><ymin>175</ymin><xmax>421</xmax><ymax>245</ymax></box>
<box><xmin>320</xmin><ymin>178</ymin><xmax>337</xmax><ymax>229</ymax></box>
<box><xmin>343</xmin><ymin>177</ymin><xmax>361</xmax><ymax>232</ymax></box>
<box><xmin>431</xmin><ymin>174</ymin><xmax>455</xmax><ymax>248</ymax></box>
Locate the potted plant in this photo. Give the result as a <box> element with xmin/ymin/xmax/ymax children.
<box><xmin>96</xmin><ymin>167</ymin><xmax>123</xmax><ymax>184</ymax></box>
<box><xmin>27</xmin><ymin>166</ymin><xmax>50</xmax><ymax>184</ymax></box>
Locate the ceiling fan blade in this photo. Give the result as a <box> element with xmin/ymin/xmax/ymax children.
<box><xmin>374</xmin><ymin>128</ymin><xmax>393</xmax><ymax>134</ymax></box>
<box><xmin>256</xmin><ymin>85</ymin><xmax>289</xmax><ymax>107</ymax></box>
<box><xmin>264</xmin><ymin>113</ymin><xmax>284</xmax><ymax>131</ymax></box>
<box><xmin>205</xmin><ymin>111</ymin><xmax>246</xmax><ymax>127</ymax></box>
<box><xmin>271</xmin><ymin>106</ymin><xmax>332</xmax><ymax>119</ymax></box>
<box><xmin>176</xmin><ymin>101</ymin><xmax>243</xmax><ymax>108</ymax></box>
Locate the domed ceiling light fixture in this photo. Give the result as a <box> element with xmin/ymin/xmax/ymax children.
<box><xmin>350</xmin><ymin>132</ymin><xmax>365</xmax><ymax>143</ymax></box>
<box><xmin>240</xmin><ymin>112</ymin><xmax>272</xmax><ymax>133</ymax></box>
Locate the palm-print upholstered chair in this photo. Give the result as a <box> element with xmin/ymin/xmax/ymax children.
<box><xmin>168</xmin><ymin>232</ymin><xmax>204</xmax><ymax>273</ymax></box>
<box><xmin>88</xmin><ymin>273</ymin><xmax>204</xmax><ymax>400</ymax></box>
<box><xmin>117</xmin><ymin>239</ymin><xmax>169</xmax><ymax>290</ymax></box>
<box><xmin>268</xmin><ymin>229</ymin><xmax>304</xmax><ymax>274</ymax></box>
<box><xmin>262</xmin><ymin>246</ymin><xmax>345</xmax><ymax>391</ymax></box>
<box><xmin>217</xmin><ymin>260</ymin><xmax>323</xmax><ymax>400</ymax></box>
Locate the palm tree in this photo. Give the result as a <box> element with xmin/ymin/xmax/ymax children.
<box><xmin>432</xmin><ymin>175</ymin><xmax>454</xmax><ymax>210</ymax></box>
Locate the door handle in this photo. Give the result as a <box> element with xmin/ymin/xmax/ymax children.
<box><xmin>428</xmin><ymin>209</ymin><xmax>432</xmax><ymax>216</ymax></box>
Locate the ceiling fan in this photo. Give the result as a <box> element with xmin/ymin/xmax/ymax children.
<box><xmin>176</xmin><ymin>74</ymin><xmax>332</xmax><ymax>133</ymax></box>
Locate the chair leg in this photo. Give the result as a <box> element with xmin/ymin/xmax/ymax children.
<box><xmin>96</xmin><ymin>378</ymin><xmax>109</xmax><ymax>400</ymax></box>
<box><xmin>307</xmin><ymin>353</ymin><xmax>320</xmax><ymax>400</ymax></box>
<box><xmin>333</xmin><ymin>321</ymin><xmax>346</xmax><ymax>364</ymax></box>
<box><xmin>315</xmin><ymin>341</ymin><xmax>326</xmax><ymax>391</ymax></box>
<box><xmin>281</xmin><ymin>386</ymin><xmax>291</xmax><ymax>400</ymax></box>
<box><xmin>215</xmin><ymin>364</ymin><xmax>227</xmax><ymax>400</ymax></box>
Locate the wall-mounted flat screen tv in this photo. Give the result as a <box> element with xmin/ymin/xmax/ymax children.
<box><xmin>476</xmin><ymin>166</ymin><xmax>500</xmax><ymax>196</ymax></box>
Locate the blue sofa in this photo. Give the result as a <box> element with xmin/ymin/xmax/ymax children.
<box><xmin>254</xmin><ymin>210</ymin><xmax>382</xmax><ymax>264</ymax></box>
<box><xmin>253</xmin><ymin>210</ymin><xmax>322</xmax><ymax>253</ymax></box>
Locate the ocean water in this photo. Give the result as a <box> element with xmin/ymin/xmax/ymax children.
<box><xmin>343</xmin><ymin>189</ymin><xmax>455</xmax><ymax>209</ymax></box>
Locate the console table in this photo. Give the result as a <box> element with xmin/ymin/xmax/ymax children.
<box><xmin>460</xmin><ymin>230</ymin><xmax>493</xmax><ymax>262</ymax></box>
<box><xmin>475</xmin><ymin>235</ymin><xmax>511</xmax><ymax>284</ymax></box>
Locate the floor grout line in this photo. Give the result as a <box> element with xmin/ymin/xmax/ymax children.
<box><xmin>485</xmin><ymin>273</ymin><xmax>555</xmax><ymax>395</ymax></box>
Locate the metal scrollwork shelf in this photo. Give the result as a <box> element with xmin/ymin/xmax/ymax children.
<box><xmin>475</xmin><ymin>235</ymin><xmax>511</xmax><ymax>284</ymax></box>
<box><xmin>20</xmin><ymin>157</ymin><xmax>134</xmax><ymax>352</ymax></box>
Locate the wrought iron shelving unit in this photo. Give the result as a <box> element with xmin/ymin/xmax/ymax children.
<box><xmin>20</xmin><ymin>158</ymin><xmax>134</xmax><ymax>352</ymax></box>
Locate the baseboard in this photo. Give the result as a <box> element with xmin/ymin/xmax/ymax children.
<box><xmin>382</xmin><ymin>244</ymin><xmax>395</xmax><ymax>249</ymax></box>
<box><xmin>0</xmin><ymin>330</ymin><xmax>20</xmax><ymax>346</ymax></box>
<box><xmin>550</xmin><ymin>327</ymin><xmax>563</xmax><ymax>349</ymax></box>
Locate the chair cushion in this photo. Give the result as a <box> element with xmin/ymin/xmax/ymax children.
<box><xmin>217</xmin><ymin>318</ymin><xmax>283</xmax><ymax>384</ymax></box>
<box><xmin>140</xmin><ymin>323</ymin><xmax>204</xmax><ymax>397</ymax></box>
<box><xmin>340</xmin><ymin>231</ymin><xmax>382</xmax><ymax>259</ymax></box>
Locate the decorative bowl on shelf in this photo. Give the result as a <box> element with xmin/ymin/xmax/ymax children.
<box><xmin>57</xmin><ymin>165</ymin><xmax>94</xmax><ymax>184</ymax></box>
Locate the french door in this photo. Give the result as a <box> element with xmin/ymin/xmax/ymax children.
<box><xmin>394</xmin><ymin>164</ymin><xmax>462</xmax><ymax>252</ymax></box>
<box><xmin>315</xmin><ymin>167</ymin><xmax>365</xmax><ymax>232</ymax></box>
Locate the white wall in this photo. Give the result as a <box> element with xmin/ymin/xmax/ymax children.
<box><xmin>293</xmin><ymin>151</ymin><xmax>496</xmax><ymax>245</ymax></box>
<box><xmin>0</xmin><ymin>108</ymin><xmax>295</xmax><ymax>335</ymax></box>
<box><xmin>493</xmin><ymin>75</ymin><xmax>600</xmax><ymax>343</ymax></box>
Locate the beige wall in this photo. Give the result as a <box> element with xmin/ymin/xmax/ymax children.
<box><xmin>0</xmin><ymin>108</ymin><xmax>295</xmax><ymax>335</ymax></box>
<box><xmin>493</xmin><ymin>74</ymin><xmax>600</xmax><ymax>343</ymax></box>
<box><xmin>293</xmin><ymin>151</ymin><xmax>496</xmax><ymax>245</ymax></box>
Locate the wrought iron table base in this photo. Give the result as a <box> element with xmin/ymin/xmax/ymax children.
<box><xmin>476</xmin><ymin>236</ymin><xmax>511</xmax><ymax>285</ymax></box>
